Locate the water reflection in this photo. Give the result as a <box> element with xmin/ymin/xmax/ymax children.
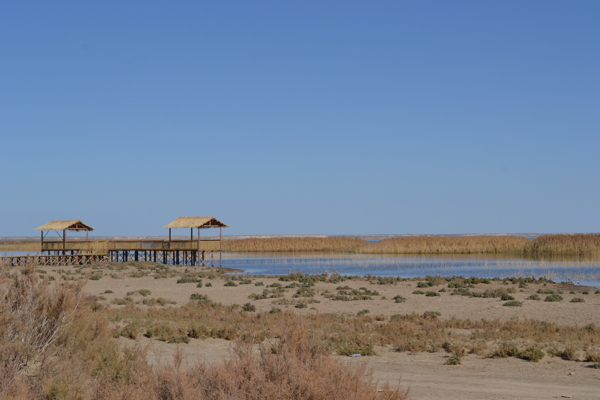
<box><xmin>223</xmin><ymin>253</ymin><xmax>600</xmax><ymax>288</ymax></box>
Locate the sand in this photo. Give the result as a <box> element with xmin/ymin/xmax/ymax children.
<box><xmin>42</xmin><ymin>264</ymin><xmax>600</xmax><ymax>399</ymax></box>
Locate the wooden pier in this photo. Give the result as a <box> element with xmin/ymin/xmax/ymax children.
<box><xmin>0</xmin><ymin>216</ymin><xmax>228</xmax><ymax>267</ymax></box>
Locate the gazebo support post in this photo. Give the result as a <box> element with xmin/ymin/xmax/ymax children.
<box><xmin>63</xmin><ymin>229</ymin><xmax>66</xmax><ymax>255</ymax></box>
<box><xmin>219</xmin><ymin>227</ymin><xmax>222</xmax><ymax>267</ymax></box>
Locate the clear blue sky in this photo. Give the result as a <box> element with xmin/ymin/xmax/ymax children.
<box><xmin>1</xmin><ymin>1</ymin><xmax>599</xmax><ymax>237</ymax></box>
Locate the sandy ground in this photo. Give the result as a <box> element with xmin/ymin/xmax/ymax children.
<box><xmin>121</xmin><ymin>337</ymin><xmax>600</xmax><ymax>400</ymax></box>
<box><xmin>39</xmin><ymin>264</ymin><xmax>600</xmax><ymax>399</ymax></box>
<box><xmin>81</xmin><ymin>271</ymin><xmax>600</xmax><ymax>326</ymax></box>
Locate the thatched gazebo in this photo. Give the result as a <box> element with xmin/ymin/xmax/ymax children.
<box><xmin>35</xmin><ymin>220</ymin><xmax>94</xmax><ymax>252</ymax></box>
<box><xmin>163</xmin><ymin>216</ymin><xmax>229</xmax><ymax>242</ymax></box>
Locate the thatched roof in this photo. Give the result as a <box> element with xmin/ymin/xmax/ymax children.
<box><xmin>163</xmin><ymin>217</ymin><xmax>229</xmax><ymax>229</ymax></box>
<box><xmin>35</xmin><ymin>220</ymin><xmax>94</xmax><ymax>231</ymax></box>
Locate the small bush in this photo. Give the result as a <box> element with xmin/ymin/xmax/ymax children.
<box><xmin>357</xmin><ymin>309</ymin><xmax>370</xmax><ymax>316</ymax></box>
<box><xmin>393</xmin><ymin>295</ymin><xmax>406</xmax><ymax>303</ymax></box>
<box><xmin>296</xmin><ymin>302</ymin><xmax>307</xmax><ymax>309</ymax></box>
<box><xmin>493</xmin><ymin>342</ymin><xmax>520</xmax><ymax>358</ymax></box>
<box><xmin>205</xmin><ymin>282</ymin><xmax>212</xmax><ymax>287</ymax></box>
<box><xmin>242</xmin><ymin>302</ymin><xmax>256</xmax><ymax>312</ymax></box>
<box><xmin>425</xmin><ymin>291</ymin><xmax>440</xmax><ymax>297</ymax></box>
<box><xmin>224</xmin><ymin>281</ymin><xmax>238</xmax><ymax>287</ymax></box>
<box><xmin>196</xmin><ymin>281</ymin><xmax>203</xmax><ymax>288</ymax></box>
<box><xmin>412</xmin><ymin>290</ymin><xmax>425</xmax><ymax>295</ymax></box>
<box><xmin>570</xmin><ymin>297</ymin><xmax>584</xmax><ymax>303</ymax></box>
<box><xmin>190</xmin><ymin>293</ymin><xmax>209</xmax><ymax>301</ymax></box>
<box><xmin>255</xmin><ymin>281</ymin><xmax>264</xmax><ymax>286</ymax></box>
<box><xmin>269</xmin><ymin>307</ymin><xmax>282</xmax><ymax>314</ymax></box>
<box><xmin>104</xmin><ymin>290</ymin><xmax>114</xmax><ymax>294</ymax></box>
<box><xmin>519</xmin><ymin>347</ymin><xmax>544</xmax><ymax>362</ymax></box>
<box><xmin>544</xmin><ymin>294</ymin><xmax>563</xmax><ymax>302</ymax></box>
<box><xmin>503</xmin><ymin>301</ymin><xmax>523</xmax><ymax>307</ymax></box>
<box><xmin>561</xmin><ymin>347</ymin><xmax>579</xmax><ymax>361</ymax></box>
<box><xmin>500</xmin><ymin>293</ymin><xmax>515</xmax><ymax>301</ymax></box>
<box><xmin>526</xmin><ymin>294</ymin><xmax>540</xmax><ymax>300</ymax></box>
<box><xmin>445</xmin><ymin>355</ymin><xmax>462</xmax><ymax>365</ymax></box>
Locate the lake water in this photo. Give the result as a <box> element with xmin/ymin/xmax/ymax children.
<box><xmin>223</xmin><ymin>253</ymin><xmax>600</xmax><ymax>288</ymax></box>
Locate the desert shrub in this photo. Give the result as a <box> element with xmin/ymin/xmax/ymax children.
<box><xmin>561</xmin><ymin>347</ymin><xmax>579</xmax><ymax>361</ymax></box>
<box><xmin>544</xmin><ymin>294</ymin><xmax>563</xmax><ymax>302</ymax></box>
<box><xmin>269</xmin><ymin>307</ymin><xmax>282</xmax><ymax>314</ymax></box>
<box><xmin>417</xmin><ymin>281</ymin><xmax>432</xmax><ymax>288</ymax></box>
<box><xmin>570</xmin><ymin>297</ymin><xmax>584</xmax><ymax>303</ymax></box>
<box><xmin>500</xmin><ymin>293</ymin><xmax>515</xmax><ymax>301</ymax></box>
<box><xmin>425</xmin><ymin>291</ymin><xmax>440</xmax><ymax>297</ymax></box>
<box><xmin>492</xmin><ymin>342</ymin><xmax>520</xmax><ymax>358</ymax></box>
<box><xmin>224</xmin><ymin>281</ymin><xmax>238</xmax><ymax>287</ymax></box>
<box><xmin>503</xmin><ymin>301</ymin><xmax>523</xmax><ymax>307</ymax></box>
<box><xmin>190</xmin><ymin>293</ymin><xmax>209</xmax><ymax>301</ymax></box>
<box><xmin>393</xmin><ymin>295</ymin><xmax>406</xmax><ymax>303</ymax></box>
<box><xmin>0</xmin><ymin>267</ymin><xmax>83</xmax><ymax>395</ymax></box>
<box><xmin>412</xmin><ymin>290</ymin><xmax>424</xmax><ymax>295</ymax></box>
<box><xmin>526</xmin><ymin>294</ymin><xmax>540</xmax><ymax>300</ymax></box>
<box><xmin>242</xmin><ymin>303</ymin><xmax>256</xmax><ymax>312</ymax></box>
<box><xmin>445</xmin><ymin>355</ymin><xmax>462</xmax><ymax>365</ymax></box>
<box><xmin>357</xmin><ymin>309</ymin><xmax>370</xmax><ymax>316</ymax></box>
<box><xmin>518</xmin><ymin>347</ymin><xmax>544</xmax><ymax>362</ymax></box>
<box><xmin>295</xmin><ymin>302</ymin><xmax>307</xmax><ymax>309</ymax></box>
<box><xmin>255</xmin><ymin>281</ymin><xmax>264</xmax><ymax>286</ymax></box>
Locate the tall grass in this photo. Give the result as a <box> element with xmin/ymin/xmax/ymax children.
<box><xmin>362</xmin><ymin>236</ymin><xmax>529</xmax><ymax>255</ymax></box>
<box><xmin>530</xmin><ymin>234</ymin><xmax>600</xmax><ymax>255</ymax></box>
<box><xmin>224</xmin><ymin>235</ymin><xmax>600</xmax><ymax>255</ymax></box>
<box><xmin>223</xmin><ymin>237</ymin><xmax>368</xmax><ymax>253</ymax></box>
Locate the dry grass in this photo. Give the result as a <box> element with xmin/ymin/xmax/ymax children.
<box><xmin>223</xmin><ymin>237</ymin><xmax>368</xmax><ymax>253</ymax></box>
<box><xmin>529</xmin><ymin>234</ymin><xmax>600</xmax><ymax>255</ymax></box>
<box><xmin>362</xmin><ymin>236</ymin><xmax>529</xmax><ymax>255</ymax></box>
<box><xmin>223</xmin><ymin>235</ymin><xmax>600</xmax><ymax>255</ymax></box>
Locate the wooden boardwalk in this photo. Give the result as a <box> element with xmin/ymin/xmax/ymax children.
<box><xmin>0</xmin><ymin>239</ymin><xmax>223</xmax><ymax>267</ymax></box>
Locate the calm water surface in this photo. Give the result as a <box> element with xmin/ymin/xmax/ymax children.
<box><xmin>223</xmin><ymin>253</ymin><xmax>600</xmax><ymax>288</ymax></box>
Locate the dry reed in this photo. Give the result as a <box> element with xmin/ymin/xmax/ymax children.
<box><xmin>224</xmin><ymin>235</ymin><xmax>600</xmax><ymax>255</ymax></box>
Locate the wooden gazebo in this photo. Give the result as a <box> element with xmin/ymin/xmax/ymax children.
<box><xmin>163</xmin><ymin>216</ymin><xmax>229</xmax><ymax>266</ymax></box>
<box><xmin>35</xmin><ymin>220</ymin><xmax>94</xmax><ymax>253</ymax></box>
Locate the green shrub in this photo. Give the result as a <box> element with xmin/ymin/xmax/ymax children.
<box><xmin>393</xmin><ymin>295</ymin><xmax>406</xmax><ymax>303</ymax></box>
<box><xmin>425</xmin><ymin>291</ymin><xmax>440</xmax><ymax>297</ymax></box>
<box><xmin>518</xmin><ymin>347</ymin><xmax>544</xmax><ymax>362</ymax></box>
<box><xmin>412</xmin><ymin>290</ymin><xmax>425</xmax><ymax>295</ymax></box>
<box><xmin>357</xmin><ymin>309</ymin><xmax>370</xmax><ymax>316</ymax></box>
<box><xmin>269</xmin><ymin>307</ymin><xmax>282</xmax><ymax>314</ymax></box>
<box><xmin>242</xmin><ymin>302</ymin><xmax>256</xmax><ymax>312</ymax></box>
<box><xmin>570</xmin><ymin>297</ymin><xmax>584</xmax><ymax>303</ymax></box>
<box><xmin>224</xmin><ymin>281</ymin><xmax>238</xmax><ymax>287</ymax></box>
<box><xmin>296</xmin><ymin>302</ymin><xmax>307</xmax><ymax>309</ymax></box>
<box><xmin>503</xmin><ymin>300</ymin><xmax>523</xmax><ymax>307</ymax></box>
<box><xmin>255</xmin><ymin>281</ymin><xmax>264</xmax><ymax>286</ymax></box>
<box><xmin>500</xmin><ymin>293</ymin><xmax>515</xmax><ymax>301</ymax></box>
<box><xmin>205</xmin><ymin>282</ymin><xmax>212</xmax><ymax>287</ymax></box>
<box><xmin>526</xmin><ymin>294</ymin><xmax>540</xmax><ymax>300</ymax></box>
<box><xmin>544</xmin><ymin>294</ymin><xmax>563</xmax><ymax>302</ymax></box>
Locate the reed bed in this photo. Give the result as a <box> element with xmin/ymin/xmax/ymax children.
<box><xmin>224</xmin><ymin>235</ymin><xmax>600</xmax><ymax>255</ymax></box>
<box><xmin>223</xmin><ymin>237</ymin><xmax>368</xmax><ymax>253</ymax></box>
<box><xmin>362</xmin><ymin>236</ymin><xmax>530</xmax><ymax>255</ymax></box>
<box><xmin>530</xmin><ymin>234</ymin><xmax>600</xmax><ymax>255</ymax></box>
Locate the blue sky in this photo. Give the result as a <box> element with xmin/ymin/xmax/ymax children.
<box><xmin>1</xmin><ymin>1</ymin><xmax>599</xmax><ymax>236</ymax></box>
